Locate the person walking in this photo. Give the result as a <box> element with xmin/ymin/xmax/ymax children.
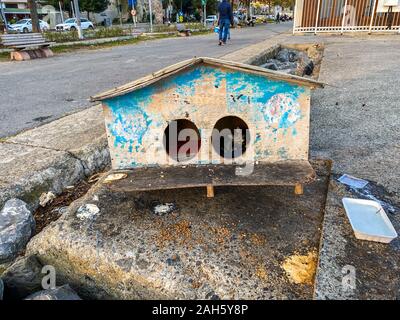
<box><xmin>276</xmin><ymin>12</ymin><xmax>280</xmax><ymax>24</ymax></box>
<box><xmin>217</xmin><ymin>0</ymin><xmax>233</xmax><ymax>46</ymax></box>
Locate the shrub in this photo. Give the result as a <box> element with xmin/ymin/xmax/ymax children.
<box><xmin>44</xmin><ymin>27</ymin><xmax>127</xmax><ymax>43</ymax></box>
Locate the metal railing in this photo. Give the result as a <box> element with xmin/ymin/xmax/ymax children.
<box><xmin>293</xmin><ymin>0</ymin><xmax>400</xmax><ymax>34</ymax></box>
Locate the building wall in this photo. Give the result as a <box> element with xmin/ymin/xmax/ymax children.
<box><xmin>102</xmin><ymin>65</ymin><xmax>311</xmax><ymax>170</ymax></box>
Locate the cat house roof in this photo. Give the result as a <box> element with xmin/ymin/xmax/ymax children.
<box><xmin>90</xmin><ymin>57</ymin><xmax>324</xmax><ymax>102</ymax></box>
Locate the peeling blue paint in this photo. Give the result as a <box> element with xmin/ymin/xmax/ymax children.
<box><xmin>103</xmin><ymin>64</ymin><xmax>308</xmax><ymax>168</ymax></box>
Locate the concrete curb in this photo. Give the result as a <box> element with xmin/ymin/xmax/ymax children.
<box><xmin>0</xmin><ymin>105</ymin><xmax>109</xmax><ymax>211</ymax></box>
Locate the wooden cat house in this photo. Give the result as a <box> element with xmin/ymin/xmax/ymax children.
<box><xmin>91</xmin><ymin>57</ymin><xmax>324</xmax><ymax>197</ymax></box>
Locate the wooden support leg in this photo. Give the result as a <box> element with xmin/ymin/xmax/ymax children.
<box><xmin>206</xmin><ymin>185</ymin><xmax>214</xmax><ymax>198</ymax></box>
<box><xmin>294</xmin><ymin>183</ymin><xmax>304</xmax><ymax>195</ymax></box>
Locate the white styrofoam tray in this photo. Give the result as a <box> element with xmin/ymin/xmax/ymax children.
<box><xmin>342</xmin><ymin>198</ymin><xmax>398</xmax><ymax>243</ymax></box>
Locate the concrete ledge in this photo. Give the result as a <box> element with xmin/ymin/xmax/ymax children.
<box><xmin>26</xmin><ymin>160</ymin><xmax>330</xmax><ymax>299</ymax></box>
<box><xmin>8</xmin><ymin>105</ymin><xmax>109</xmax><ymax>177</ymax></box>
<box><xmin>0</xmin><ymin>105</ymin><xmax>109</xmax><ymax>210</ymax></box>
<box><xmin>0</xmin><ymin>143</ymin><xmax>84</xmax><ymax>211</ymax></box>
<box><xmin>314</xmin><ymin>180</ymin><xmax>400</xmax><ymax>300</ymax></box>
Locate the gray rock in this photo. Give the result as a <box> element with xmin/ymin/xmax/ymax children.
<box><xmin>0</xmin><ymin>199</ymin><xmax>35</xmax><ymax>264</ymax></box>
<box><xmin>277</xmin><ymin>61</ymin><xmax>298</xmax><ymax>70</ymax></box>
<box><xmin>288</xmin><ymin>50</ymin><xmax>300</xmax><ymax>62</ymax></box>
<box><xmin>260</xmin><ymin>59</ymin><xmax>279</xmax><ymax>71</ymax></box>
<box><xmin>25</xmin><ymin>284</ymin><xmax>81</xmax><ymax>300</ymax></box>
<box><xmin>0</xmin><ymin>278</ymin><xmax>3</xmax><ymax>300</ymax></box>
<box><xmin>276</xmin><ymin>48</ymin><xmax>290</xmax><ymax>62</ymax></box>
<box><xmin>1</xmin><ymin>255</ymin><xmax>43</xmax><ymax>299</ymax></box>
<box><xmin>279</xmin><ymin>69</ymin><xmax>297</xmax><ymax>75</ymax></box>
<box><xmin>303</xmin><ymin>60</ymin><xmax>314</xmax><ymax>76</ymax></box>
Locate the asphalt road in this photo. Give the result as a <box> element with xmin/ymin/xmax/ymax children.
<box><xmin>0</xmin><ymin>23</ymin><xmax>291</xmax><ymax>138</ymax></box>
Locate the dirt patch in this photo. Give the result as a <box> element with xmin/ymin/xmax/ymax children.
<box><xmin>155</xmin><ymin>219</ymin><xmax>193</xmax><ymax>247</ymax></box>
<box><xmin>255</xmin><ymin>264</ymin><xmax>268</xmax><ymax>281</ymax></box>
<box><xmin>210</xmin><ymin>226</ymin><xmax>231</xmax><ymax>245</ymax></box>
<box><xmin>281</xmin><ymin>250</ymin><xmax>318</xmax><ymax>285</ymax></box>
<box><xmin>33</xmin><ymin>176</ymin><xmax>102</xmax><ymax>234</ymax></box>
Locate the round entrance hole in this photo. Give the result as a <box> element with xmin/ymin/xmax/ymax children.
<box><xmin>212</xmin><ymin>116</ymin><xmax>250</xmax><ymax>159</ymax></box>
<box><xmin>163</xmin><ymin>119</ymin><xmax>201</xmax><ymax>162</ymax></box>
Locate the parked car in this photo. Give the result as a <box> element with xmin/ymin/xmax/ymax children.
<box><xmin>55</xmin><ymin>18</ymin><xmax>94</xmax><ymax>31</ymax></box>
<box><xmin>205</xmin><ymin>15</ymin><xmax>218</xmax><ymax>25</ymax></box>
<box><xmin>9</xmin><ymin>19</ymin><xmax>49</xmax><ymax>33</ymax></box>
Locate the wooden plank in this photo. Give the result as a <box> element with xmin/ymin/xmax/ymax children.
<box><xmin>1</xmin><ymin>34</ymin><xmax>44</xmax><ymax>37</ymax></box>
<box><xmin>102</xmin><ymin>161</ymin><xmax>316</xmax><ymax>192</ymax></box>
<box><xmin>90</xmin><ymin>58</ymin><xmax>202</xmax><ymax>101</ymax></box>
<box><xmin>91</xmin><ymin>57</ymin><xmax>324</xmax><ymax>102</ymax></box>
<box><xmin>11</xmin><ymin>43</ymin><xmax>52</xmax><ymax>49</ymax></box>
<box><xmin>3</xmin><ymin>41</ymin><xmax>47</xmax><ymax>45</ymax></box>
<box><xmin>1</xmin><ymin>37</ymin><xmax>45</xmax><ymax>41</ymax></box>
<box><xmin>1</xmin><ymin>33</ymin><xmax>44</xmax><ymax>37</ymax></box>
<box><xmin>206</xmin><ymin>185</ymin><xmax>215</xmax><ymax>198</ymax></box>
<box><xmin>1</xmin><ymin>36</ymin><xmax>45</xmax><ymax>41</ymax></box>
<box><xmin>2</xmin><ymin>37</ymin><xmax>45</xmax><ymax>41</ymax></box>
<box><xmin>2</xmin><ymin>40</ymin><xmax>46</xmax><ymax>45</ymax></box>
<box><xmin>202</xmin><ymin>57</ymin><xmax>325</xmax><ymax>88</ymax></box>
<box><xmin>294</xmin><ymin>183</ymin><xmax>304</xmax><ymax>195</ymax></box>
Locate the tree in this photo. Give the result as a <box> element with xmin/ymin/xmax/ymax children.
<box><xmin>80</xmin><ymin>0</ymin><xmax>109</xmax><ymax>19</ymax></box>
<box><xmin>256</xmin><ymin>0</ymin><xmax>295</xmax><ymax>12</ymax></box>
<box><xmin>28</xmin><ymin>0</ymin><xmax>40</xmax><ymax>32</ymax></box>
<box><xmin>44</xmin><ymin>0</ymin><xmax>109</xmax><ymax>18</ymax></box>
<box><xmin>44</xmin><ymin>0</ymin><xmax>72</xmax><ymax>12</ymax></box>
<box><xmin>172</xmin><ymin>0</ymin><xmax>219</xmax><ymax>18</ymax></box>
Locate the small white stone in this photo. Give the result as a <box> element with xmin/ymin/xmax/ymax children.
<box><xmin>153</xmin><ymin>203</ymin><xmax>175</xmax><ymax>216</ymax></box>
<box><xmin>39</xmin><ymin>192</ymin><xmax>56</xmax><ymax>207</ymax></box>
<box><xmin>76</xmin><ymin>204</ymin><xmax>100</xmax><ymax>220</ymax></box>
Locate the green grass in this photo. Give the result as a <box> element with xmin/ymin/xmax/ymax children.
<box><xmin>0</xmin><ymin>51</ymin><xmax>9</xmax><ymax>62</ymax></box>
